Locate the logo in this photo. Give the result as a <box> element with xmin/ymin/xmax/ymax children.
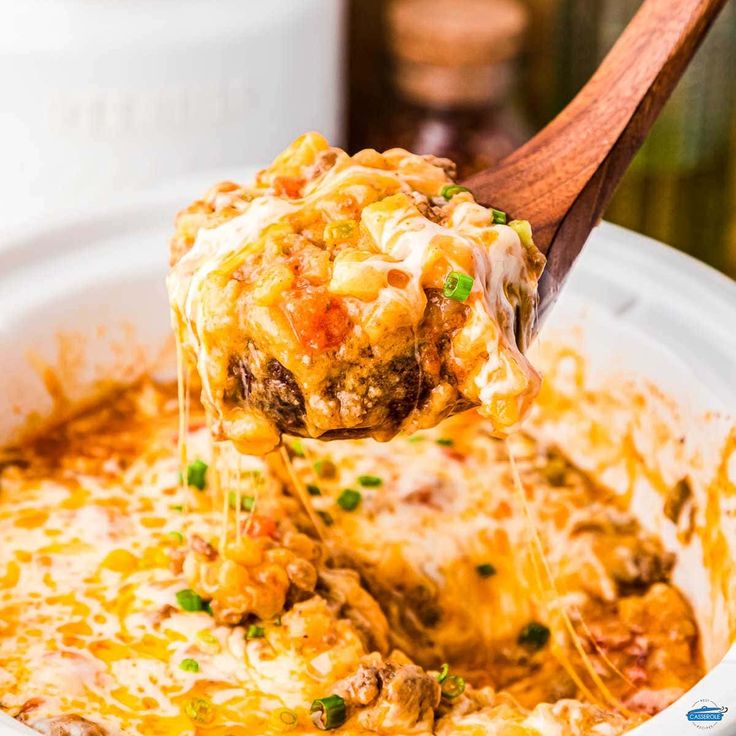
<box><xmin>686</xmin><ymin>699</ymin><xmax>728</xmax><ymax>729</ymax></box>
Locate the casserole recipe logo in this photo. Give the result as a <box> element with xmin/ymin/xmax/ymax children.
<box><xmin>686</xmin><ymin>699</ymin><xmax>729</xmax><ymax>729</ymax></box>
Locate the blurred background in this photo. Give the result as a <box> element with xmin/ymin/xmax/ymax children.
<box><xmin>1</xmin><ymin>0</ymin><xmax>734</xmax><ymax>277</ymax></box>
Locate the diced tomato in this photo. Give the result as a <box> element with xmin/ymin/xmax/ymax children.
<box><xmin>441</xmin><ymin>448</ymin><xmax>466</xmax><ymax>463</ymax></box>
<box><xmin>244</xmin><ymin>514</ymin><xmax>277</xmax><ymax>539</ymax></box>
<box><xmin>273</xmin><ymin>176</ymin><xmax>305</xmax><ymax>199</ymax></box>
<box><xmin>283</xmin><ymin>287</ymin><xmax>351</xmax><ymax>351</ymax></box>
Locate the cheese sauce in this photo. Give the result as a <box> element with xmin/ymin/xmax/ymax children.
<box><xmin>167</xmin><ymin>133</ymin><xmax>545</xmax><ymax>454</ymax></box>
<box><xmin>0</xmin><ymin>376</ymin><xmax>703</xmax><ymax>735</ymax></box>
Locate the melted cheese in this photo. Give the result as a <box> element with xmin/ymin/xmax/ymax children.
<box><xmin>167</xmin><ymin>133</ymin><xmax>545</xmax><ymax>454</ymax></box>
<box><xmin>0</xmin><ymin>378</ymin><xmax>702</xmax><ymax>735</ymax></box>
<box><xmin>0</xmin><ymin>410</ymin><xmax>366</xmax><ymax>734</ymax></box>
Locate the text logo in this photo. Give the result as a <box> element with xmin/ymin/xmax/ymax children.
<box><xmin>687</xmin><ymin>700</ymin><xmax>728</xmax><ymax>729</ymax></box>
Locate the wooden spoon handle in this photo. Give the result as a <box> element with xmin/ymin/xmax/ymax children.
<box><xmin>463</xmin><ymin>0</ymin><xmax>728</xmax><ymax>312</ymax></box>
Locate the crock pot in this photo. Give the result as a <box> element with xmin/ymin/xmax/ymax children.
<box><xmin>0</xmin><ymin>0</ymin><xmax>345</xmax><ymax>233</ymax></box>
<box><xmin>0</xmin><ymin>175</ymin><xmax>734</xmax><ymax>735</ymax></box>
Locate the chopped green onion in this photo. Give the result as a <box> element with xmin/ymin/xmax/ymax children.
<box><xmin>176</xmin><ymin>588</ymin><xmax>208</xmax><ymax>613</ymax></box>
<box><xmin>290</xmin><ymin>439</ymin><xmax>305</xmax><ymax>458</ymax></box>
<box><xmin>337</xmin><ymin>489</ymin><xmax>361</xmax><ymax>511</ymax></box>
<box><xmin>357</xmin><ymin>475</ymin><xmax>382</xmax><ymax>487</ymax></box>
<box><xmin>314</xmin><ymin>459</ymin><xmax>337</xmax><ymax>479</ymax></box>
<box><xmin>246</xmin><ymin>624</ymin><xmax>265</xmax><ymax>639</ymax></box>
<box><xmin>167</xmin><ymin>531</ymin><xmax>184</xmax><ymax>543</ymax></box>
<box><xmin>440</xmin><ymin>184</ymin><xmax>470</xmax><ymax>200</ymax></box>
<box><xmin>441</xmin><ymin>673</ymin><xmax>466</xmax><ymax>699</ymax></box>
<box><xmin>170</xmin><ymin>504</ymin><xmax>184</xmax><ymax>511</ymax></box>
<box><xmin>443</xmin><ymin>271</ymin><xmax>474</xmax><ymax>302</ymax></box>
<box><xmin>491</xmin><ymin>207</ymin><xmax>507</xmax><ymax>225</ymax></box>
<box><xmin>179</xmin><ymin>658</ymin><xmax>199</xmax><ymax>673</ymax></box>
<box><xmin>408</xmin><ymin>434</ymin><xmax>425</xmax><ymax>443</ymax></box>
<box><xmin>518</xmin><ymin>621</ymin><xmax>550</xmax><ymax>650</ymax></box>
<box><xmin>310</xmin><ymin>694</ymin><xmax>347</xmax><ymax>730</ymax></box>
<box><xmin>476</xmin><ymin>563</ymin><xmax>497</xmax><ymax>578</ymax></box>
<box><xmin>317</xmin><ymin>510</ymin><xmax>334</xmax><ymax>527</ymax></box>
<box><xmin>228</xmin><ymin>491</ymin><xmax>255</xmax><ymax>511</ymax></box>
<box><xmin>184</xmin><ymin>697</ymin><xmax>215</xmax><ymax>724</ymax></box>
<box><xmin>436</xmin><ymin>437</ymin><xmax>454</xmax><ymax>447</ymax></box>
<box><xmin>186</xmin><ymin>459</ymin><xmax>208</xmax><ymax>491</ymax></box>
<box><xmin>436</xmin><ymin>663</ymin><xmax>449</xmax><ymax>684</ymax></box>
<box><xmin>306</xmin><ymin>484</ymin><xmax>322</xmax><ymax>496</ymax></box>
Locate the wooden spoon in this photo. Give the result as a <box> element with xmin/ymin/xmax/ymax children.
<box><xmin>461</xmin><ymin>0</ymin><xmax>729</xmax><ymax>325</ymax></box>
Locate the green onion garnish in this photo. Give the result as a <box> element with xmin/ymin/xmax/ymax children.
<box><xmin>317</xmin><ymin>510</ymin><xmax>334</xmax><ymax>526</ymax></box>
<box><xmin>170</xmin><ymin>504</ymin><xmax>184</xmax><ymax>511</ymax></box>
<box><xmin>440</xmin><ymin>184</ymin><xmax>470</xmax><ymax>200</ymax></box>
<box><xmin>518</xmin><ymin>621</ymin><xmax>550</xmax><ymax>650</ymax></box>
<box><xmin>176</xmin><ymin>588</ymin><xmax>209</xmax><ymax>613</ymax></box>
<box><xmin>357</xmin><ymin>475</ymin><xmax>382</xmax><ymax>487</ymax></box>
<box><xmin>436</xmin><ymin>663</ymin><xmax>449</xmax><ymax>684</ymax></box>
<box><xmin>491</xmin><ymin>207</ymin><xmax>507</xmax><ymax>224</ymax></box>
<box><xmin>436</xmin><ymin>438</ymin><xmax>454</xmax><ymax>447</ymax></box>
<box><xmin>246</xmin><ymin>624</ymin><xmax>265</xmax><ymax>639</ymax></box>
<box><xmin>228</xmin><ymin>491</ymin><xmax>254</xmax><ymax>511</ymax></box>
<box><xmin>443</xmin><ymin>271</ymin><xmax>474</xmax><ymax>302</ymax></box>
<box><xmin>290</xmin><ymin>439</ymin><xmax>305</xmax><ymax>458</ymax></box>
<box><xmin>306</xmin><ymin>484</ymin><xmax>322</xmax><ymax>496</ymax></box>
<box><xmin>337</xmin><ymin>489</ymin><xmax>361</xmax><ymax>511</ymax></box>
<box><xmin>167</xmin><ymin>531</ymin><xmax>184</xmax><ymax>543</ymax></box>
<box><xmin>441</xmin><ymin>673</ymin><xmax>466</xmax><ymax>699</ymax></box>
<box><xmin>179</xmin><ymin>658</ymin><xmax>200</xmax><ymax>673</ymax></box>
<box><xmin>314</xmin><ymin>459</ymin><xmax>337</xmax><ymax>479</ymax></box>
<box><xmin>408</xmin><ymin>434</ymin><xmax>425</xmax><ymax>443</ymax></box>
<box><xmin>310</xmin><ymin>694</ymin><xmax>347</xmax><ymax>730</ymax></box>
<box><xmin>186</xmin><ymin>459</ymin><xmax>208</xmax><ymax>491</ymax></box>
<box><xmin>476</xmin><ymin>563</ymin><xmax>497</xmax><ymax>578</ymax></box>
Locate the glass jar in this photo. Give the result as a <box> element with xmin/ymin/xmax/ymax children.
<box><xmin>374</xmin><ymin>0</ymin><xmax>532</xmax><ymax>178</ymax></box>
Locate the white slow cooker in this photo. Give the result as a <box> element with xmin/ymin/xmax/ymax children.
<box><xmin>0</xmin><ymin>0</ymin><xmax>344</xmax><ymax>233</ymax></box>
<box><xmin>0</xmin><ymin>176</ymin><xmax>734</xmax><ymax>735</ymax></box>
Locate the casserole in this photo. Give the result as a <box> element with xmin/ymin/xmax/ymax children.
<box><xmin>0</xmin><ymin>179</ymin><xmax>734</xmax><ymax>735</ymax></box>
<box><xmin>167</xmin><ymin>134</ymin><xmax>545</xmax><ymax>454</ymax></box>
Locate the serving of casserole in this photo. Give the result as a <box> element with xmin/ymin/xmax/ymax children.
<box><xmin>0</xmin><ymin>162</ymin><xmax>734</xmax><ymax>735</ymax></box>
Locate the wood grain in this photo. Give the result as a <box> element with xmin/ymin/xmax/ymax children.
<box><xmin>461</xmin><ymin>0</ymin><xmax>729</xmax><ymax>321</ymax></box>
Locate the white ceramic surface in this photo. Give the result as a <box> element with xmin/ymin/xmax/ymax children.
<box><xmin>0</xmin><ymin>0</ymin><xmax>345</xmax><ymax>233</ymax></box>
<box><xmin>0</xmin><ymin>178</ymin><xmax>734</xmax><ymax>735</ymax></box>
